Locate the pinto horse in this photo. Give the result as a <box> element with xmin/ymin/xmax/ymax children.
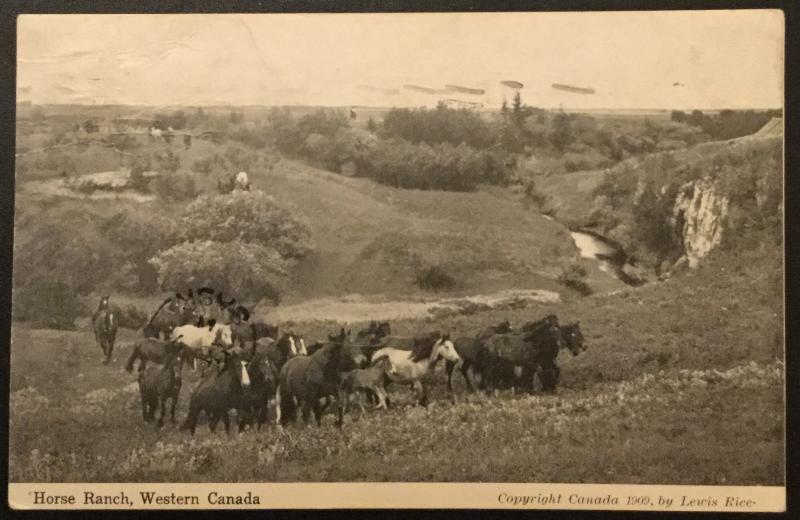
<box><xmin>371</xmin><ymin>334</ymin><xmax>461</xmax><ymax>406</ymax></box>
<box><xmin>92</xmin><ymin>296</ymin><xmax>118</xmax><ymax>364</ymax></box>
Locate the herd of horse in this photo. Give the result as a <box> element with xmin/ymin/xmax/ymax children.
<box><xmin>90</xmin><ymin>288</ymin><xmax>587</xmax><ymax>433</ymax></box>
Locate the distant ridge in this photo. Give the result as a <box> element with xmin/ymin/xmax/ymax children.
<box><xmin>748</xmin><ymin>117</ymin><xmax>783</xmax><ymax>139</ymax></box>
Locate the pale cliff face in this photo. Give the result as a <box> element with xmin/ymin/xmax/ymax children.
<box><xmin>673</xmin><ymin>179</ymin><xmax>729</xmax><ymax>268</ymax></box>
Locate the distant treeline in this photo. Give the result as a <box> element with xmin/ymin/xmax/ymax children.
<box><xmin>671</xmin><ymin>109</ymin><xmax>781</xmax><ymax>141</ymax></box>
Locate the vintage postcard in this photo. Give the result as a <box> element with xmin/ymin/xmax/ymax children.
<box><xmin>7</xmin><ymin>9</ymin><xmax>785</xmax><ymax>512</ymax></box>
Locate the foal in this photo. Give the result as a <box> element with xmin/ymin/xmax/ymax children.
<box><xmin>137</xmin><ymin>352</ymin><xmax>183</xmax><ymax>428</ymax></box>
<box><xmin>339</xmin><ymin>357</ymin><xmax>392</xmax><ymax>417</ymax></box>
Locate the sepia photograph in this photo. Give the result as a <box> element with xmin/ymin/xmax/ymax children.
<box><xmin>6</xmin><ymin>8</ymin><xmax>787</xmax><ymax>511</ymax></box>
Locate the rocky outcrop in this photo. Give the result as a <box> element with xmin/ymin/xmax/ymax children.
<box><xmin>672</xmin><ymin>179</ymin><xmax>729</xmax><ymax>268</ymax></box>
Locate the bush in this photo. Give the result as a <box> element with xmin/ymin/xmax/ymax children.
<box><xmin>151</xmin><ymin>240</ymin><xmax>286</xmax><ymax>303</ymax></box>
<box><xmin>558</xmin><ymin>264</ymin><xmax>592</xmax><ymax>296</ymax></box>
<box><xmin>150</xmin><ymin>174</ymin><xmax>197</xmax><ymax>201</ymax></box>
<box><xmin>179</xmin><ymin>191</ymin><xmax>313</xmax><ymax>259</ymax></box>
<box><xmin>415</xmin><ymin>265</ymin><xmax>458</xmax><ymax>291</ymax></box>
<box><xmin>112</xmin><ymin>304</ymin><xmax>149</xmax><ymax>329</ymax></box>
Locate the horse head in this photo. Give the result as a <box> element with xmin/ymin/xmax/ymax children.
<box><xmin>431</xmin><ymin>336</ymin><xmax>461</xmax><ymax>366</ymax></box>
<box><xmin>98</xmin><ymin>295</ymin><xmax>110</xmax><ymax>310</ymax></box>
<box><xmin>376</xmin><ymin>321</ymin><xmax>392</xmax><ymax>338</ymax></box>
<box><xmin>223</xmin><ymin>348</ymin><xmax>251</xmax><ymax>389</ymax></box>
<box><xmin>213</xmin><ymin>324</ymin><xmax>233</xmax><ymax>348</ymax></box>
<box><xmin>561</xmin><ymin>322</ymin><xmax>586</xmax><ymax>356</ymax></box>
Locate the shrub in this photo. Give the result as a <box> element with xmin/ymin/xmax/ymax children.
<box><xmin>558</xmin><ymin>263</ymin><xmax>592</xmax><ymax>296</ymax></box>
<box><xmin>112</xmin><ymin>304</ymin><xmax>149</xmax><ymax>329</ymax></box>
<box><xmin>151</xmin><ymin>240</ymin><xmax>286</xmax><ymax>303</ymax></box>
<box><xmin>179</xmin><ymin>191</ymin><xmax>313</xmax><ymax>259</ymax></box>
<box><xmin>415</xmin><ymin>265</ymin><xmax>458</xmax><ymax>291</ymax></box>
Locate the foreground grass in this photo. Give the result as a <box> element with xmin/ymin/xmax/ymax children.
<box><xmin>9</xmin><ymin>359</ymin><xmax>782</xmax><ymax>484</ymax></box>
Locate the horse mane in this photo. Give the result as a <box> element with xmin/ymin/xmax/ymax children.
<box><xmin>410</xmin><ymin>334</ymin><xmax>440</xmax><ymax>362</ymax></box>
<box><xmin>145</xmin><ymin>297</ymin><xmax>174</xmax><ymax>328</ymax></box>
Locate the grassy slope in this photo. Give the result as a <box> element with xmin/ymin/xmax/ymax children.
<box><xmin>9</xmin><ymin>248</ymin><xmax>783</xmax><ymax>484</ymax></box>
<box><xmin>247</xmin><ymin>159</ymin><xmax>581</xmax><ymax>300</ymax></box>
<box><xmin>535</xmin><ymin>169</ymin><xmax>605</xmax><ymax>228</ymax></box>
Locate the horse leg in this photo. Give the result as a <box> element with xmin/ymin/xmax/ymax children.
<box><xmin>461</xmin><ymin>361</ymin><xmax>475</xmax><ymax>393</ymax></box>
<box><xmin>209</xmin><ymin>413</ymin><xmax>219</xmax><ymax>433</ymax></box>
<box><xmin>445</xmin><ymin>360</ymin><xmax>455</xmax><ymax>394</ymax></box>
<box><xmin>312</xmin><ymin>398</ymin><xmax>324</xmax><ymax>428</ymax></box>
<box><xmin>157</xmin><ymin>397</ymin><xmax>166</xmax><ymax>428</ymax></box>
<box><xmin>301</xmin><ymin>400</ymin><xmax>312</xmax><ymax>426</ymax></box>
<box><xmin>140</xmin><ymin>390</ymin><xmax>149</xmax><ymax>422</ymax></box>
<box><xmin>274</xmin><ymin>387</ymin><xmax>283</xmax><ymax>426</ymax></box>
<box><xmin>336</xmin><ymin>392</ymin><xmax>345</xmax><ymax>428</ymax></box>
<box><xmin>170</xmin><ymin>394</ymin><xmax>178</xmax><ymax>424</ymax></box>
<box><xmin>413</xmin><ymin>381</ymin><xmax>428</xmax><ymax>407</ymax></box>
<box><xmin>222</xmin><ymin>412</ymin><xmax>231</xmax><ymax>434</ymax></box>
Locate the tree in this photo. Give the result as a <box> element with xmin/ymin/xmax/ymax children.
<box><xmin>549</xmin><ymin>112</ymin><xmax>573</xmax><ymax>152</ymax></box>
<box><xmin>102</xmin><ymin>210</ymin><xmax>177</xmax><ymax>292</ymax></box>
<box><xmin>13</xmin><ymin>211</ymin><xmax>115</xmax><ymax>328</ymax></box>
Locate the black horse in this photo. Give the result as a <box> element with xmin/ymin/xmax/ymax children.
<box><xmin>355</xmin><ymin>321</ymin><xmax>392</xmax><ymax>345</ymax></box>
<box><xmin>275</xmin><ymin>339</ymin><xmax>366</xmax><ymax>427</ymax></box>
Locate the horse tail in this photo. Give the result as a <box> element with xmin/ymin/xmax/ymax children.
<box><xmin>145</xmin><ymin>297</ymin><xmax>173</xmax><ymax>329</ymax></box>
<box><xmin>125</xmin><ymin>344</ymin><xmax>140</xmax><ymax>372</ymax></box>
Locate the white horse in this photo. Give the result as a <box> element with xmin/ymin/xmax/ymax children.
<box><xmin>171</xmin><ymin>323</ymin><xmax>233</xmax><ymax>370</ymax></box>
<box><xmin>371</xmin><ymin>336</ymin><xmax>461</xmax><ymax>406</ymax></box>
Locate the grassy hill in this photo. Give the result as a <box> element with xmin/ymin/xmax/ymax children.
<box><xmin>242</xmin><ymin>159</ymin><xmax>587</xmax><ymax>301</ymax></box>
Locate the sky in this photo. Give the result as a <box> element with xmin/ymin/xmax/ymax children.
<box><xmin>17</xmin><ymin>10</ymin><xmax>784</xmax><ymax>110</ymax></box>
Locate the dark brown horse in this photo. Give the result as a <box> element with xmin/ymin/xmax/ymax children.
<box><xmin>447</xmin><ymin>320</ymin><xmax>512</xmax><ymax>393</ymax></box>
<box><xmin>479</xmin><ymin>315</ymin><xmax>563</xmax><ymax>393</ymax></box>
<box><xmin>275</xmin><ymin>339</ymin><xmax>365</xmax><ymax>427</ymax></box>
<box><xmin>180</xmin><ymin>348</ymin><xmax>251</xmax><ymax>435</ymax></box>
<box><xmin>137</xmin><ymin>350</ymin><xmax>183</xmax><ymax>427</ymax></box>
<box><xmin>125</xmin><ymin>337</ymin><xmax>185</xmax><ymax>373</ymax></box>
<box><xmin>236</xmin><ymin>351</ymin><xmax>279</xmax><ymax>431</ymax></box>
<box><xmin>92</xmin><ymin>295</ymin><xmax>118</xmax><ymax>364</ymax></box>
